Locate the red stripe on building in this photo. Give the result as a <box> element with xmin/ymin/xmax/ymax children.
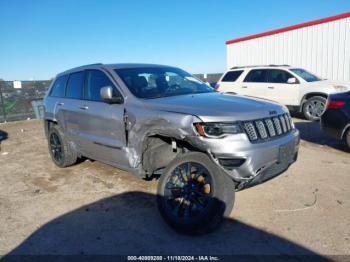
<box><xmin>226</xmin><ymin>12</ymin><xmax>350</xmax><ymax>45</ymax></box>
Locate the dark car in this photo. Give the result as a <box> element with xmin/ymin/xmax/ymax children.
<box><xmin>321</xmin><ymin>91</ymin><xmax>350</xmax><ymax>148</ymax></box>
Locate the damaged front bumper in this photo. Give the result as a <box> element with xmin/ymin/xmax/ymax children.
<box><xmin>189</xmin><ymin>129</ymin><xmax>300</xmax><ymax>190</ymax></box>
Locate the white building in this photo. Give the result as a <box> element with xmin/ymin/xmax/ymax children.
<box><xmin>226</xmin><ymin>12</ymin><xmax>350</xmax><ymax>81</ymax></box>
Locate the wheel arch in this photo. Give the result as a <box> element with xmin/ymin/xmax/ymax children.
<box><xmin>341</xmin><ymin>124</ymin><xmax>350</xmax><ymax>139</ymax></box>
<box><xmin>141</xmin><ymin>133</ymin><xmax>203</xmax><ymax>178</ymax></box>
<box><xmin>299</xmin><ymin>92</ymin><xmax>328</xmax><ymax>112</ymax></box>
<box><xmin>44</xmin><ymin>119</ymin><xmax>57</xmax><ymax>138</ymax></box>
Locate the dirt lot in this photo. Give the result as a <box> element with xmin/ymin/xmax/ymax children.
<box><xmin>0</xmin><ymin>119</ymin><xmax>349</xmax><ymax>257</ymax></box>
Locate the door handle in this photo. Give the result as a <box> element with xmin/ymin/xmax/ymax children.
<box><xmin>79</xmin><ymin>105</ymin><xmax>89</xmax><ymax>110</ymax></box>
<box><xmin>57</xmin><ymin>102</ymin><xmax>64</xmax><ymax>106</ymax></box>
<box><xmin>268</xmin><ymin>86</ymin><xmax>274</xmax><ymax>89</ymax></box>
<box><xmin>241</xmin><ymin>86</ymin><xmax>248</xmax><ymax>88</ymax></box>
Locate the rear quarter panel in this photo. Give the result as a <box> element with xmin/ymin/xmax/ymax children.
<box><xmin>44</xmin><ymin>96</ymin><xmax>57</xmax><ymax>121</ymax></box>
<box><xmin>218</xmin><ymin>70</ymin><xmax>247</xmax><ymax>94</ymax></box>
<box><xmin>219</xmin><ymin>82</ymin><xmax>241</xmax><ymax>93</ymax></box>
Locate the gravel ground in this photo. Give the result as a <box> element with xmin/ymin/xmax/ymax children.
<box><xmin>0</xmin><ymin>119</ymin><xmax>349</xmax><ymax>258</ymax></box>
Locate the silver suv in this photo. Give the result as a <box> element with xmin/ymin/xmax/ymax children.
<box><xmin>44</xmin><ymin>63</ymin><xmax>300</xmax><ymax>234</ymax></box>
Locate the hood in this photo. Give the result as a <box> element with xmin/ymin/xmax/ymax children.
<box><xmin>307</xmin><ymin>80</ymin><xmax>350</xmax><ymax>93</ymax></box>
<box><xmin>142</xmin><ymin>92</ymin><xmax>286</xmax><ymax>122</ymax></box>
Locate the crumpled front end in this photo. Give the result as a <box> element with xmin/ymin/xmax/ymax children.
<box><xmin>123</xmin><ymin>107</ymin><xmax>203</xmax><ymax>177</ymax></box>
<box><xmin>124</xmin><ymin>99</ymin><xmax>300</xmax><ymax>190</ymax></box>
<box><xmin>187</xmin><ymin>114</ymin><xmax>300</xmax><ymax>190</ymax></box>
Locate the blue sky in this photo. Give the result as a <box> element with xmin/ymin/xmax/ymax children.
<box><xmin>0</xmin><ymin>0</ymin><xmax>349</xmax><ymax>80</ymax></box>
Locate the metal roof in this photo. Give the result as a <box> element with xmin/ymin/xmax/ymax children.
<box><xmin>226</xmin><ymin>11</ymin><xmax>350</xmax><ymax>45</ymax></box>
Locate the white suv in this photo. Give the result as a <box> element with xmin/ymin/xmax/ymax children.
<box><xmin>216</xmin><ymin>65</ymin><xmax>350</xmax><ymax>120</ymax></box>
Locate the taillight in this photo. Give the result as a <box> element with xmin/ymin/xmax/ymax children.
<box><xmin>327</xmin><ymin>100</ymin><xmax>346</xmax><ymax>109</ymax></box>
<box><xmin>214</xmin><ymin>84</ymin><xmax>220</xmax><ymax>90</ymax></box>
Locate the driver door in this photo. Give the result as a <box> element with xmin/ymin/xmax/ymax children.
<box><xmin>77</xmin><ymin>69</ymin><xmax>129</xmax><ymax>167</ymax></box>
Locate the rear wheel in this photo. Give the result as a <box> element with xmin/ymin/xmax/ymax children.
<box><xmin>157</xmin><ymin>152</ymin><xmax>235</xmax><ymax>235</ymax></box>
<box><xmin>346</xmin><ymin>129</ymin><xmax>350</xmax><ymax>149</ymax></box>
<box><xmin>302</xmin><ymin>96</ymin><xmax>327</xmax><ymax>121</ymax></box>
<box><xmin>48</xmin><ymin>125</ymin><xmax>77</xmax><ymax>167</ymax></box>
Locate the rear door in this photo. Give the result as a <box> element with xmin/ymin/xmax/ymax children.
<box><xmin>61</xmin><ymin>71</ymin><xmax>85</xmax><ymax>143</ymax></box>
<box><xmin>241</xmin><ymin>69</ymin><xmax>269</xmax><ymax>99</ymax></box>
<box><xmin>46</xmin><ymin>74</ymin><xmax>68</xmax><ymax>123</ymax></box>
<box><xmin>266</xmin><ymin>69</ymin><xmax>300</xmax><ymax>105</ymax></box>
<box><xmin>78</xmin><ymin>69</ymin><xmax>128</xmax><ymax>167</ymax></box>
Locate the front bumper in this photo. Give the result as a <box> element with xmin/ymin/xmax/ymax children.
<box><xmin>190</xmin><ymin>129</ymin><xmax>300</xmax><ymax>190</ymax></box>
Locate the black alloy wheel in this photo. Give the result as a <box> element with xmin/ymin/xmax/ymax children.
<box><xmin>157</xmin><ymin>152</ymin><xmax>235</xmax><ymax>235</ymax></box>
<box><xmin>50</xmin><ymin>132</ymin><xmax>63</xmax><ymax>165</ymax></box>
<box><xmin>163</xmin><ymin>162</ymin><xmax>212</xmax><ymax>220</ymax></box>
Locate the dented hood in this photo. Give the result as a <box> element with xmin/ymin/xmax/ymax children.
<box><xmin>142</xmin><ymin>92</ymin><xmax>286</xmax><ymax>122</ymax></box>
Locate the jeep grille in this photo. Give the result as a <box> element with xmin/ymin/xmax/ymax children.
<box><xmin>243</xmin><ymin>113</ymin><xmax>294</xmax><ymax>142</ymax></box>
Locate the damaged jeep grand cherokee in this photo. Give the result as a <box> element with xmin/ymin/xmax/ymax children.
<box><xmin>44</xmin><ymin>63</ymin><xmax>299</xmax><ymax>234</ymax></box>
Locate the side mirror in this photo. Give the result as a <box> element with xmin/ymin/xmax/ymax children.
<box><xmin>100</xmin><ymin>86</ymin><xmax>123</xmax><ymax>104</ymax></box>
<box><xmin>287</xmin><ymin>77</ymin><xmax>297</xmax><ymax>84</ymax></box>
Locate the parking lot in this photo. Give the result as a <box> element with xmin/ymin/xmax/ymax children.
<box><xmin>0</xmin><ymin>118</ymin><xmax>349</xmax><ymax>257</ymax></box>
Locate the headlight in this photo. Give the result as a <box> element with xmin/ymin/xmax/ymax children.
<box><xmin>194</xmin><ymin>122</ymin><xmax>243</xmax><ymax>138</ymax></box>
<box><xmin>333</xmin><ymin>85</ymin><xmax>348</xmax><ymax>92</ymax></box>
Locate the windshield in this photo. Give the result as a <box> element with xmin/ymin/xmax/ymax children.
<box><xmin>290</xmin><ymin>68</ymin><xmax>322</xmax><ymax>82</ymax></box>
<box><xmin>114</xmin><ymin>67</ymin><xmax>214</xmax><ymax>99</ymax></box>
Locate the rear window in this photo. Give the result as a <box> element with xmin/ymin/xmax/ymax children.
<box><xmin>244</xmin><ymin>69</ymin><xmax>268</xmax><ymax>82</ymax></box>
<box><xmin>221</xmin><ymin>70</ymin><xmax>243</xmax><ymax>82</ymax></box>
<box><xmin>50</xmin><ymin>75</ymin><xmax>67</xmax><ymax>97</ymax></box>
<box><xmin>66</xmin><ymin>71</ymin><xmax>84</xmax><ymax>99</ymax></box>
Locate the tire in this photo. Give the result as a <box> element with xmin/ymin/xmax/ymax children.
<box><xmin>302</xmin><ymin>96</ymin><xmax>327</xmax><ymax>121</ymax></box>
<box><xmin>157</xmin><ymin>152</ymin><xmax>235</xmax><ymax>235</ymax></box>
<box><xmin>48</xmin><ymin>124</ymin><xmax>78</xmax><ymax>168</ymax></box>
<box><xmin>346</xmin><ymin>129</ymin><xmax>350</xmax><ymax>149</ymax></box>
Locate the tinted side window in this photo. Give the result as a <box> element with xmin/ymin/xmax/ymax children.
<box><xmin>244</xmin><ymin>69</ymin><xmax>268</xmax><ymax>82</ymax></box>
<box><xmin>85</xmin><ymin>70</ymin><xmax>116</xmax><ymax>101</ymax></box>
<box><xmin>50</xmin><ymin>75</ymin><xmax>67</xmax><ymax>97</ymax></box>
<box><xmin>221</xmin><ymin>70</ymin><xmax>243</xmax><ymax>82</ymax></box>
<box><xmin>268</xmin><ymin>69</ymin><xmax>294</xmax><ymax>83</ymax></box>
<box><xmin>66</xmin><ymin>72</ymin><xmax>84</xmax><ymax>99</ymax></box>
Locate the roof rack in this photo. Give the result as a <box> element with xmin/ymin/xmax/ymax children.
<box><xmin>61</xmin><ymin>63</ymin><xmax>103</xmax><ymax>74</ymax></box>
<box><xmin>268</xmin><ymin>64</ymin><xmax>290</xmax><ymax>67</ymax></box>
<box><xmin>230</xmin><ymin>64</ymin><xmax>290</xmax><ymax>69</ymax></box>
<box><xmin>77</xmin><ymin>63</ymin><xmax>103</xmax><ymax>68</ymax></box>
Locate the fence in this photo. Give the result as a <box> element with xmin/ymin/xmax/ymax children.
<box><xmin>0</xmin><ymin>80</ymin><xmax>51</xmax><ymax>123</ymax></box>
<box><xmin>0</xmin><ymin>73</ymin><xmax>223</xmax><ymax>123</ymax></box>
<box><xmin>193</xmin><ymin>73</ymin><xmax>222</xmax><ymax>87</ymax></box>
